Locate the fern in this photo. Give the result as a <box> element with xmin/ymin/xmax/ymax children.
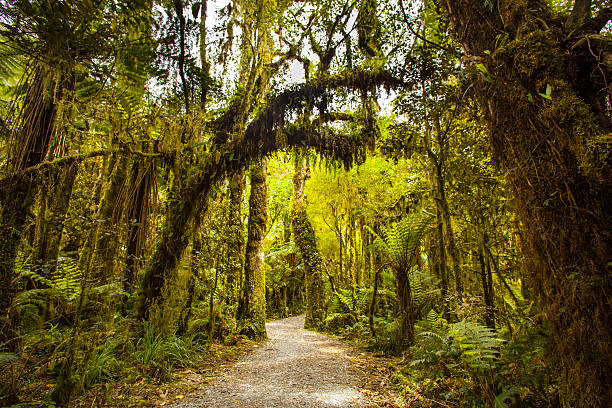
<box><xmin>54</xmin><ymin>256</ymin><xmax>82</xmax><ymax>299</ymax></box>
<box><xmin>409</xmin><ymin>269</ymin><xmax>425</xmax><ymax>306</ymax></box>
<box><xmin>18</xmin><ymin>254</ymin><xmax>82</xmax><ymax>300</ymax></box>
<box><xmin>426</xmin><ymin>309</ymin><xmax>447</xmax><ymax>328</ymax></box>
<box><xmin>369</xmin><ymin>211</ymin><xmax>434</xmax><ymax>274</ymax></box>
<box><xmin>333</xmin><ymin>288</ymin><xmax>357</xmax><ymax>314</ymax></box>
<box><xmin>448</xmin><ymin>320</ymin><xmax>504</xmax><ymax>369</ymax></box>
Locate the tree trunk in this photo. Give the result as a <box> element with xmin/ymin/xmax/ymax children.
<box><xmin>435</xmin><ymin>161</ymin><xmax>462</xmax><ymax>294</ymax></box>
<box><xmin>395</xmin><ymin>270</ymin><xmax>414</xmax><ymax>346</ymax></box>
<box><xmin>477</xmin><ymin>245</ymin><xmax>495</xmax><ymax>329</ymax></box>
<box><xmin>78</xmin><ymin>155</ymin><xmax>115</xmax><ymax>274</ymax></box>
<box><xmin>0</xmin><ymin>66</ymin><xmax>64</xmax><ymax>345</ymax></box>
<box><xmin>291</xmin><ymin>161</ymin><xmax>325</xmax><ymax>329</ymax></box>
<box><xmin>369</xmin><ymin>264</ymin><xmax>381</xmax><ymax>338</ymax></box>
<box><xmin>434</xmin><ymin>204</ymin><xmax>449</xmax><ymax>303</ymax></box>
<box><xmin>32</xmin><ymin>162</ymin><xmax>79</xmax><ymax>280</ymax></box>
<box><xmin>226</xmin><ymin>170</ymin><xmax>245</xmax><ymax>308</ymax></box>
<box><xmin>89</xmin><ymin>155</ymin><xmax>128</xmax><ymax>283</ymax></box>
<box><xmin>237</xmin><ymin>158</ymin><xmax>267</xmax><ymax>339</ymax></box>
<box><xmin>123</xmin><ymin>158</ymin><xmax>155</xmax><ymax>293</ymax></box>
<box><xmin>177</xmin><ymin>232</ymin><xmax>201</xmax><ymax>336</ymax></box>
<box><xmin>441</xmin><ymin>2</ymin><xmax>612</xmax><ymax>405</ymax></box>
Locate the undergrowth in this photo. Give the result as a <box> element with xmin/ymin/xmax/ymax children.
<box><xmin>322</xmin><ymin>285</ymin><xmax>558</xmax><ymax>407</ymax></box>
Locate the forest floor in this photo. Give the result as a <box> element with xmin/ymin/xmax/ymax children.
<box><xmin>170</xmin><ymin>315</ymin><xmax>402</xmax><ymax>408</ymax></box>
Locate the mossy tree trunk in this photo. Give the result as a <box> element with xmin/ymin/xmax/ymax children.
<box><xmin>32</xmin><ymin>162</ymin><xmax>79</xmax><ymax>280</ymax></box>
<box><xmin>226</xmin><ymin>170</ymin><xmax>245</xmax><ymax>308</ymax></box>
<box><xmin>78</xmin><ymin>154</ymin><xmax>115</xmax><ymax>274</ymax></box>
<box><xmin>291</xmin><ymin>161</ymin><xmax>325</xmax><ymax>330</ymax></box>
<box><xmin>123</xmin><ymin>157</ymin><xmax>155</xmax><ymax>293</ymax></box>
<box><xmin>441</xmin><ymin>1</ymin><xmax>612</xmax><ymax>405</ymax></box>
<box><xmin>237</xmin><ymin>158</ymin><xmax>267</xmax><ymax>339</ymax></box>
<box><xmin>89</xmin><ymin>155</ymin><xmax>128</xmax><ymax>283</ymax></box>
<box><xmin>0</xmin><ymin>66</ymin><xmax>65</xmax><ymax>344</ymax></box>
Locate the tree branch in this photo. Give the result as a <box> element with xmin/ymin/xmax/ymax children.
<box><xmin>0</xmin><ymin>149</ymin><xmax>112</xmax><ymax>192</ymax></box>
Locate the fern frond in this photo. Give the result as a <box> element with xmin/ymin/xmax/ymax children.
<box><xmin>369</xmin><ymin>211</ymin><xmax>434</xmax><ymax>273</ymax></box>
<box><xmin>449</xmin><ymin>320</ymin><xmax>504</xmax><ymax>368</ymax></box>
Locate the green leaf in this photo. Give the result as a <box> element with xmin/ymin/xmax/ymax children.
<box><xmin>476</xmin><ymin>63</ymin><xmax>489</xmax><ymax>75</ymax></box>
<box><xmin>539</xmin><ymin>84</ymin><xmax>552</xmax><ymax>100</ymax></box>
<box><xmin>527</xmin><ymin>93</ymin><xmax>534</xmax><ymax>103</ymax></box>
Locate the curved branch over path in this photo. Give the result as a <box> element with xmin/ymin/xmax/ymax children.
<box><xmin>139</xmin><ymin>69</ymin><xmax>407</xmax><ymax>318</ymax></box>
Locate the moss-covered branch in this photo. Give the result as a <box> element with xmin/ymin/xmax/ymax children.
<box><xmin>139</xmin><ymin>69</ymin><xmax>406</xmax><ymax>319</ymax></box>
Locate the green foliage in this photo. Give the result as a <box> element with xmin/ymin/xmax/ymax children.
<box><xmin>332</xmin><ymin>288</ymin><xmax>358</xmax><ymax>314</ymax></box>
<box><xmin>17</xmin><ymin>254</ymin><xmax>82</xmax><ymax>300</ymax></box>
<box><xmin>447</xmin><ymin>320</ymin><xmax>504</xmax><ymax>369</ymax></box>
<box><xmin>80</xmin><ymin>341</ymin><xmax>118</xmax><ymax>391</ymax></box>
<box><xmin>370</xmin><ymin>211</ymin><xmax>434</xmax><ymax>274</ymax></box>
<box><xmin>135</xmin><ymin>324</ymin><xmax>197</xmax><ymax>380</ymax></box>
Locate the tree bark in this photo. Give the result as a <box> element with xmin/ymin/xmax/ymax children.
<box><xmin>441</xmin><ymin>2</ymin><xmax>612</xmax><ymax>405</ymax></box>
<box><xmin>291</xmin><ymin>161</ymin><xmax>325</xmax><ymax>329</ymax></box>
<box><xmin>32</xmin><ymin>162</ymin><xmax>79</xmax><ymax>280</ymax></box>
<box><xmin>226</xmin><ymin>170</ymin><xmax>245</xmax><ymax>308</ymax></box>
<box><xmin>237</xmin><ymin>158</ymin><xmax>268</xmax><ymax>339</ymax></box>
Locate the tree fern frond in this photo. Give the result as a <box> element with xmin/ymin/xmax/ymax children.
<box><xmin>369</xmin><ymin>211</ymin><xmax>434</xmax><ymax>273</ymax></box>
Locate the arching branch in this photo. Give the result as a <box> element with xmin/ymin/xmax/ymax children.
<box><xmin>139</xmin><ymin>69</ymin><xmax>408</xmax><ymax>318</ymax></box>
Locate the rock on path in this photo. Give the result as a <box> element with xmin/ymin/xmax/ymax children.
<box><xmin>173</xmin><ymin>315</ymin><xmax>376</xmax><ymax>408</ymax></box>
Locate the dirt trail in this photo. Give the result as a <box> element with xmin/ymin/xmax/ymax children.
<box><xmin>173</xmin><ymin>315</ymin><xmax>385</xmax><ymax>407</ymax></box>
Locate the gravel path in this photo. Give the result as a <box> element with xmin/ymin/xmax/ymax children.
<box><xmin>173</xmin><ymin>315</ymin><xmax>376</xmax><ymax>407</ymax></box>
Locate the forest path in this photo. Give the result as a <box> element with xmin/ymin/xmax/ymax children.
<box><xmin>173</xmin><ymin>315</ymin><xmax>389</xmax><ymax>408</ymax></box>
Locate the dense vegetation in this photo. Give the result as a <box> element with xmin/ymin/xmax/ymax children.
<box><xmin>0</xmin><ymin>0</ymin><xmax>610</xmax><ymax>407</ymax></box>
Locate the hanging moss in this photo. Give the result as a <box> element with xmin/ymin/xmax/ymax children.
<box><xmin>139</xmin><ymin>69</ymin><xmax>406</xmax><ymax>320</ymax></box>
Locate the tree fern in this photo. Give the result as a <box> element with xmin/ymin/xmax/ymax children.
<box><xmin>369</xmin><ymin>211</ymin><xmax>434</xmax><ymax>275</ymax></box>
